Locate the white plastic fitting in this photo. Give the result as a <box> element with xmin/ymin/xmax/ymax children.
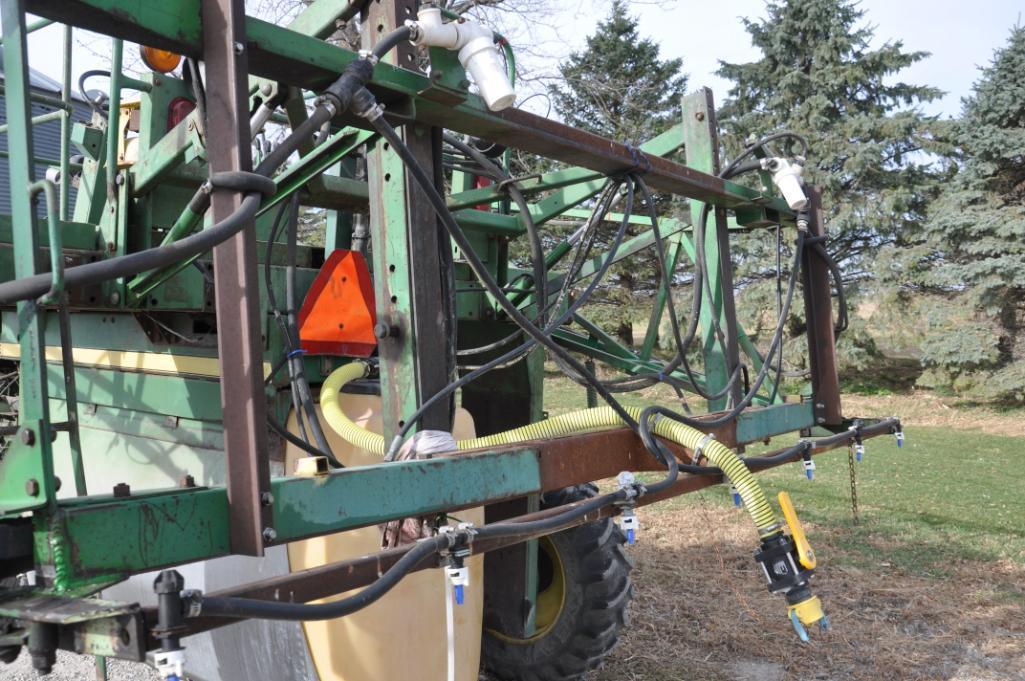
<box><xmin>762</xmin><ymin>157</ymin><xmax>808</xmax><ymax>211</ymax></box>
<box><xmin>154</xmin><ymin>649</ymin><xmax>185</xmax><ymax>680</ymax></box>
<box><xmin>408</xmin><ymin>7</ymin><xmax>516</xmax><ymax>111</ymax></box>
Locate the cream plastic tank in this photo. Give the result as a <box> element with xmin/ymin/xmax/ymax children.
<box><xmin>285</xmin><ymin>395</ymin><xmax>484</xmax><ymax>681</ymax></box>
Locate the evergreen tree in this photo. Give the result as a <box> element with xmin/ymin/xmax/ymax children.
<box><xmin>549</xmin><ymin>0</ymin><xmax>687</xmax><ymax>143</ymax></box>
<box><xmin>716</xmin><ymin>0</ymin><xmax>943</xmax><ymax>281</ymax></box>
<box><xmin>715</xmin><ymin>0</ymin><xmax>944</xmax><ymax>373</ymax></box>
<box><xmin>546</xmin><ymin>1</ymin><xmax>689</xmax><ymax>344</ymax></box>
<box><xmin>903</xmin><ymin>25</ymin><xmax>1025</xmax><ymax>402</ymax></box>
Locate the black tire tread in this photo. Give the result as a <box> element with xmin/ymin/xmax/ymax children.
<box><xmin>483</xmin><ymin>484</ymin><xmax>634</xmax><ymax>681</ymax></box>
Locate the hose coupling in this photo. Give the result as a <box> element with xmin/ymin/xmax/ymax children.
<box><xmin>754</xmin><ymin>493</ymin><xmax>828</xmax><ymax>640</ymax></box>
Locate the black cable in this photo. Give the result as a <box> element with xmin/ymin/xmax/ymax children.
<box><xmin>443</xmin><ymin>133</ymin><xmax>547</xmax><ymax>326</ymax></box>
<box><xmin>283</xmin><ymin>196</ymin><xmax>337</xmax><ymax>460</ymax></box>
<box><xmin>268</xmin><ymin>413</ymin><xmax>337</xmax><ymax>462</ymax></box>
<box><xmin>199</xmin><ymin>533</ymin><xmax>453</xmax><ymax>621</ymax></box>
<box><xmin>371</xmin><ymin>25</ymin><xmax>413</xmax><ymax>60</ymax></box>
<box><xmin>265</xmin><ymin>200</ymin><xmax>309</xmax><ymax>445</ymax></box>
<box><xmin>77</xmin><ymin>69</ymin><xmax>110</xmax><ymax>116</ymax></box>
<box><xmin>382</xmin><ymin>178</ymin><xmax>632</xmax><ymax>454</ymax></box>
<box><xmin>351</xmin><ymin>91</ymin><xmax>641</xmax><ymax>442</ymax></box>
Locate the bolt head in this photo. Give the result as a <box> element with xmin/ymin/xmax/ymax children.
<box><xmin>24</xmin><ymin>479</ymin><xmax>40</xmax><ymax>496</ymax></box>
<box><xmin>19</xmin><ymin>428</ymin><xmax>34</xmax><ymax>445</ymax></box>
<box><xmin>113</xmin><ymin>482</ymin><xmax>131</xmax><ymax>498</ymax></box>
<box><xmin>262</xmin><ymin>527</ymin><xmax>277</xmax><ymax>543</ymax></box>
<box><xmin>695</xmin><ymin>111</ymin><xmax>706</xmax><ymax>121</ymax></box>
<box><xmin>234</xmin><ymin>41</ymin><xmax>244</xmax><ymax>55</ymax></box>
<box><xmin>53</xmin><ymin>477</ymin><xmax>61</xmax><ymax>492</ymax></box>
<box><xmin>260</xmin><ymin>492</ymin><xmax>274</xmax><ymax>506</ymax></box>
<box><xmin>179</xmin><ymin>474</ymin><xmax>196</xmax><ymax>488</ymax></box>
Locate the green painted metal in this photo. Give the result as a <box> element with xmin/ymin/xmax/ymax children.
<box><xmin>446</xmin><ymin>123</ymin><xmax>685</xmax><ymax>211</ymax></box>
<box><xmin>43</xmin><ymin>449</ymin><xmax>540</xmax><ymax>579</ymax></box>
<box><xmin>682</xmin><ymin>90</ymin><xmax>739</xmax><ymax>411</ymax></box>
<box><xmin>0</xmin><ymin>1</ymin><xmax>57</xmax><ymax>513</ymax></box>
<box><xmin>0</xmin><ymin>0</ymin><xmax>842</xmax><ymax>626</ymax></box>
<box><xmin>736</xmin><ymin>402</ymin><xmax>815</xmax><ymax>443</ymax></box>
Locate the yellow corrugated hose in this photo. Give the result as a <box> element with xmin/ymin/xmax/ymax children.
<box><xmin>320</xmin><ymin>362</ymin><xmax>780</xmax><ymax>537</ymax></box>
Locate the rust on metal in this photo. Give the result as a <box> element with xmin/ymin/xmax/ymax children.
<box><xmin>801</xmin><ymin>188</ymin><xmax>843</xmax><ymax>425</ymax></box>
<box><xmin>203</xmin><ymin>0</ymin><xmax>272</xmax><ymax>556</ymax></box>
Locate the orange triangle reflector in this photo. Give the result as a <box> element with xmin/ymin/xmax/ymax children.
<box><xmin>298</xmin><ymin>249</ymin><xmax>377</xmax><ymax>357</ymax></box>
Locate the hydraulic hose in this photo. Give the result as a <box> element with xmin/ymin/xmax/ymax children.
<box><xmin>320</xmin><ymin>362</ymin><xmax>781</xmax><ymax>538</ymax></box>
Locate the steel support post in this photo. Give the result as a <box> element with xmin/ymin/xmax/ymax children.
<box><xmin>203</xmin><ymin>0</ymin><xmax>271</xmax><ymax>555</ymax></box>
<box><xmin>362</xmin><ymin>0</ymin><xmax>453</xmax><ymax>439</ymax></box>
<box><xmin>0</xmin><ymin>0</ymin><xmax>57</xmax><ymax>512</ymax></box>
<box><xmin>802</xmin><ymin>187</ymin><xmax>843</xmax><ymax>425</ymax></box>
<box><xmin>683</xmin><ymin>89</ymin><xmax>742</xmax><ymax>411</ymax></box>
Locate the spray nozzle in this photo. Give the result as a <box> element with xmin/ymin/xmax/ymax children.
<box><xmin>802</xmin><ymin>452</ymin><xmax>816</xmax><ymax>481</ymax></box>
<box><xmin>754</xmin><ymin>493</ymin><xmax>827</xmax><ymax>639</ymax></box>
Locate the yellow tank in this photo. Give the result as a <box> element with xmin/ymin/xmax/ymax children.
<box><xmin>285</xmin><ymin>395</ymin><xmax>483</xmax><ymax>681</ymax></box>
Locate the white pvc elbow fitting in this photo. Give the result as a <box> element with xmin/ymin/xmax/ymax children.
<box><xmin>410</xmin><ymin>7</ymin><xmax>516</xmax><ymax>111</ymax></box>
<box><xmin>764</xmin><ymin>157</ymin><xmax>808</xmax><ymax>211</ymax></box>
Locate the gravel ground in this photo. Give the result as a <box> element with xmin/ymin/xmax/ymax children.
<box><xmin>3</xmin><ymin>649</ymin><xmax>160</xmax><ymax>680</ymax></box>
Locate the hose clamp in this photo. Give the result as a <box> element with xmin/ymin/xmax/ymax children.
<box><xmin>181</xmin><ymin>590</ymin><xmax>203</xmax><ymax>618</ymax></box>
<box><xmin>692</xmin><ymin>433</ymin><xmax>715</xmax><ymax>465</ymax></box>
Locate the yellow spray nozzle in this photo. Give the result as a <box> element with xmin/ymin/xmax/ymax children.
<box><xmin>778</xmin><ymin>491</ymin><xmax>816</xmax><ymax>569</ymax></box>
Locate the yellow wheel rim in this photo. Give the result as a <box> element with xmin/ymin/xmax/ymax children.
<box><xmin>487</xmin><ymin>536</ymin><xmax>566</xmax><ymax>644</ymax></box>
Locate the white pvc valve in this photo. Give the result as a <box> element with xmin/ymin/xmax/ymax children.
<box><xmin>763</xmin><ymin>157</ymin><xmax>808</xmax><ymax>211</ymax></box>
<box><xmin>409</xmin><ymin>7</ymin><xmax>516</xmax><ymax>111</ymax></box>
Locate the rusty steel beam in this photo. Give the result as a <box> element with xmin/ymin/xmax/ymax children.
<box><xmin>146</xmin><ymin>419</ymin><xmax>898</xmax><ymax>647</ymax></box>
<box><xmin>24</xmin><ymin>0</ymin><xmax>790</xmax><ymax>212</ymax></box>
<box><xmin>203</xmin><ymin>0</ymin><xmax>272</xmax><ymax>556</ymax></box>
<box><xmin>801</xmin><ymin>188</ymin><xmax>843</xmax><ymax>426</ymax></box>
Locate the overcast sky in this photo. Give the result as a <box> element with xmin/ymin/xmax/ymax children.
<box><xmin>21</xmin><ymin>0</ymin><xmax>1025</xmax><ymax>120</ymax></box>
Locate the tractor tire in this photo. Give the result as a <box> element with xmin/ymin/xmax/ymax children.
<box><xmin>482</xmin><ymin>484</ymin><xmax>633</xmax><ymax>681</ymax></box>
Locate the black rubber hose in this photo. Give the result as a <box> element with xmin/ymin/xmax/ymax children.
<box><xmin>198</xmin><ymin>534</ymin><xmax>453</xmax><ymax>621</ymax></box>
<box><xmin>382</xmin><ymin>176</ymin><xmax>636</xmax><ymax>453</ymax></box>
<box><xmin>371</xmin><ymin>25</ymin><xmax>414</xmax><ymax>60</ymax></box>
<box><xmin>284</xmin><ymin>196</ymin><xmax>337</xmax><ymax>460</ymax></box>
<box><xmin>268</xmin><ymin>413</ymin><xmax>337</xmax><ymax>462</ymax></box>
<box><xmin>78</xmin><ymin>69</ymin><xmax>110</xmax><ymax>116</ymax></box>
<box><xmin>443</xmin><ymin>133</ymin><xmax>547</xmax><ymax>326</ymax></box>
<box><xmin>0</xmin><ymin>183</ymin><xmax>260</xmax><ymax>304</ymax></box>
<box><xmin>352</xmin><ymin>89</ymin><xmax>640</xmax><ymax>436</ymax></box>
<box><xmin>265</xmin><ymin>200</ymin><xmax>309</xmax><ymax>445</ymax></box>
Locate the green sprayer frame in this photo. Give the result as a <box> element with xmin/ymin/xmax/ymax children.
<box><xmin>0</xmin><ymin>0</ymin><xmax>896</xmax><ymax>667</ymax></box>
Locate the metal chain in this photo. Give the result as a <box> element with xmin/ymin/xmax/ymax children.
<box><xmin>847</xmin><ymin>444</ymin><xmax>860</xmax><ymax>525</ymax></box>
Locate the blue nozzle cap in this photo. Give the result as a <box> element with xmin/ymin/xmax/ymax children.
<box><xmin>454</xmin><ymin>584</ymin><xmax>464</xmax><ymax>605</ymax></box>
<box><xmin>806</xmin><ymin>468</ymin><xmax>814</xmax><ymax>481</ymax></box>
<box><xmin>818</xmin><ymin>615</ymin><xmax>831</xmax><ymax>632</ymax></box>
<box><xmin>732</xmin><ymin>492</ymin><xmax>742</xmax><ymax>507</ymax></box>
<box><xmin>627</xmin><ymin>529</ymin><xmax>635</xmax><ymax>545</ymax></box>
<box><xmin>789</xmin><ymin>610</ymin><xmax>809</xmax><ymax>642</ymax></box>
